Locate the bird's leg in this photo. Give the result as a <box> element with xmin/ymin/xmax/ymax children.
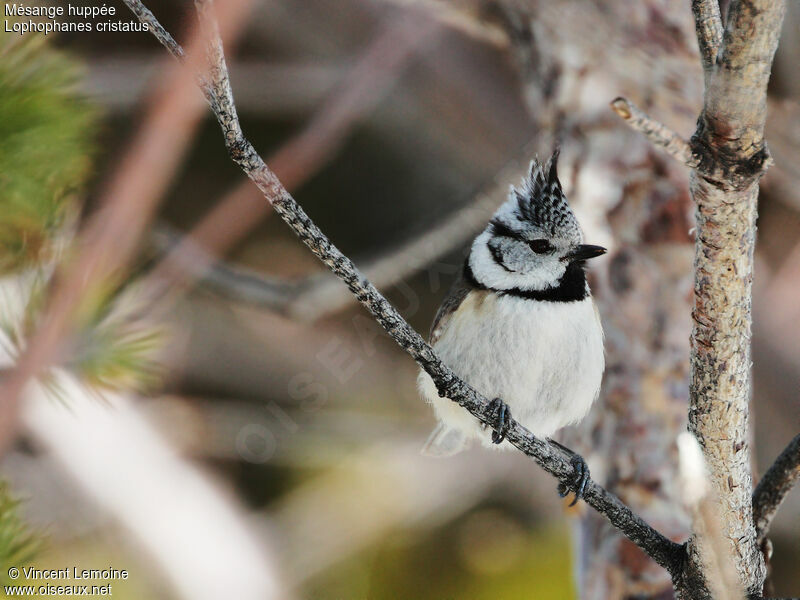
<box><xmin>487</xmin><ymin>398</ymin><xmax>510</xmax><ymax>444</ymax></box>
<box><xmin>547</xmin><ymin>438</ymin><xmax>590</xmax><ymax>507</ymax></box>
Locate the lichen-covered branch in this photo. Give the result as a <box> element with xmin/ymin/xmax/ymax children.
<box><xmin>610</xmin><ymin>97</ymin><xmax>698</xmax><ymax>168</ymax></box>
<box><xmin>122</xmin><ymin>1</ymin><xmax>184</xmax><ymax>59</ymax></box>
<box><xmin>677</xmin><ymin>432</ymin><xmax>744</xmax><ymax>600</ymax></box>
<box><xmin>753</xmin><ymin>433</ymin><xmax>800</xmax><ymax>544</ymax></box>
<box><xmin>122</xmin><ymin>0</ymin><xmax>686</xmax><ymax>575</ymax></box>
<box><xmin>699</xmin><ymin>1</ymin><xmax>785</xmax><ymax>174</ymax></box>
<box><xmin>613</xmin><ymin>0</ymin><xmax>786</xmax><ymax>595</ymax></box>
<box><xmin>691</xmin><ymin>0</ymin><xmax>723</xmax><ymax>75</ymax></box>
<box><xmin>686</xmin><ymin>0</ymin><xmax>785</xmax><ymax>595</ymax></box>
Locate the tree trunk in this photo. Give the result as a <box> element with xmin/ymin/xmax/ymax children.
<box><xmin>685</xmin><ymin>0</ymin><xmax>786</xmax><ymax>593</ymax></box>
<box><xmin>485</xmin><ymin>0</ymin><xmax>707</xmax><ymax>596</ymax></box>
<box><xmin>485</xmin><ymin>0</ymin><xmax>785</xmax><ymax>596</ymax></box>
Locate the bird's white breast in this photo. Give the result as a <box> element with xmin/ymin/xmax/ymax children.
<box><xmin>418</xmin><ymin>291</ymin><xmax>604</xmax><ymax>446</ymax></box>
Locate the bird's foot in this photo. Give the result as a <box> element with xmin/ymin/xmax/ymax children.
<box><xmin>488</xmin><ymin>398</ymin><xmax>510</xmax><ymax>444</ymax></box>
<box><xmin>548</xmin><ymin>439</ymin><xmax>590</xmax><ymax>507</ymax></box>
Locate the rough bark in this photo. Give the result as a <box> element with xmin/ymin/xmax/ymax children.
<box><xmin>686</xmin><ymin>0</ymin><xmax>785</xmax><ymax>596</ymax></box>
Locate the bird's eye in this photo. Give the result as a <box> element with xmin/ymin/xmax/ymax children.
<box><xmin>528</xmin><ymin>239</ymin><xmax>553</xmax><ymax>254</ymax></box>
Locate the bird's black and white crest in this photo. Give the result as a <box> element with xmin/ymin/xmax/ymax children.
<box><xmin>503</xmin><ymin>150</ymin><xmax>582</xmax><ymax>244</ymax></box>
<box><xmin>465</xmin><ymin>150</ymin><xmax>597</xmax><ymax>294</ymax></box>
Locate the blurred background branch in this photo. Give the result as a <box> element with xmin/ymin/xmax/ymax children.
<box><xmin>147</xmin><ymin>151</ymin><xmax>524</xmax><ymax>320</ymax></box>
<box><xmin>0</xmin><ymin>0</ymin><xmax>255</xmax><ymax>453</ymax></box>
<box><xmin>1</xmin><ymin>0</ymin><xmax>798</xmax><ymax>598</ymax></box>
<box><xmin>21</xmin><ymin>371</ymin><xmax>287</xmax><ymax>600</ymax></box>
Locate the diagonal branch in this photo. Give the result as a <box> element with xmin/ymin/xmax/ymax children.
<box><xmin>146</xmin><ymin>15</ymin><xmax>439</xmax><ymax>303</ymax></box>
<box><xmin>753</xmin><ymin>433</ymin><xmax>800</xmax><ymax>544</ymax></box>
<box><xmin>610</xmin><ymin>97</ymin><xmax>698</xmax><ymax>168</ymax></box>
<box><xmin>150</xmin><ymin>152</ymin><xmax>523</xmax><ymax>321</ymax></box>
<box><xmin>123</xmin><ymin>1</ymin><xmax>184</xmax><ymax>59</ymax></box>
<box><xmin>123</xmin><ymin>0</ymin><xmax>686</xmax><ymax>576</ymax></box>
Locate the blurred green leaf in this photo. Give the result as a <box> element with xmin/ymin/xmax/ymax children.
<box><xmin>69</xmin><ymin>316</ymin><xmax>164</xmax><ymax>393</ymax></box>
<box><xmin>0</xmin><ymin>481</ymin><xmax>43</xmax><ymax>585</ymax></box>
<box><xmin>0</xmin><ymin>32</ymin><xmax>96</xmax><ymax>273</ymax></box>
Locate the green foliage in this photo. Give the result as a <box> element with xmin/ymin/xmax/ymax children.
<box><xmin>0</xmin><ymin>482</ymin><xmax>42</xmax><ymax>583</ymax></box>
<box><xmin>0</xmin><ymin>34</ymin><xmax>162</xmax><ymax>395</ymax></box>
<box><xmin>0</xmin><ymin>274</ymin><xmax>164</xmax><ymax>395</ymax></box>
<box><xmin>69</xmin><ymin>305</ymin><xmax>165</xmax><ymax>393</ymax></box>
<box><xmin>0</xmin><ymin>33</ymin><xmax>96</xmax><ymax>274</ymax></box>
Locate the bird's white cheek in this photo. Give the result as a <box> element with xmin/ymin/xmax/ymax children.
<box><xmin>470</xmin><ymin>236</ymin><xmax>568</xmax><ymax>292</ymax></box>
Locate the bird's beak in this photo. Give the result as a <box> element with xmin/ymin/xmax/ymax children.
<box><xmin>563</xmin><ymin>244</ymin><xmax>607</xmax><ymax>262</ymax></box>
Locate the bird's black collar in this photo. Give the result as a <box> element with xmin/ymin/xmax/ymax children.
<box><xmin>463</xmin><ymin>260</ymin><xmax>589</xmax><ymax>303</ymax></box>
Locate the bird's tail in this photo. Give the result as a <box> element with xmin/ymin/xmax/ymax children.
<box><xmin>421</xmin><ymin>423</ymin><xmax>469</xmax><ymax>457</ymax></box>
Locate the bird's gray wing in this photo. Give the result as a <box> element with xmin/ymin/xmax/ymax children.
<box><xmin>429</xmin><ymin>274</ymin><xmax>473</xmax><ymax>345</ymax></box>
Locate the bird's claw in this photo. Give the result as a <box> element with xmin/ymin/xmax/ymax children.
<box><xmin>560</xmin><ymin>454</ymin><xmax>589</xmax><ymax>507</ymax></box>
<box><xmin>488</xmin><ymin>398</ymin><xmax>510</xmax><ymax>444</ymax></box>
<box><xmin>549</xmin><ymin>439</ymin><xmax>590</xmax><ymax>507</ymax></box>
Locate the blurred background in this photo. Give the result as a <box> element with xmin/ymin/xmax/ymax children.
<box><xmin>0</xmin><ymin>0</ymin><xmax>798</xmax><ymax>598</ymax></box>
